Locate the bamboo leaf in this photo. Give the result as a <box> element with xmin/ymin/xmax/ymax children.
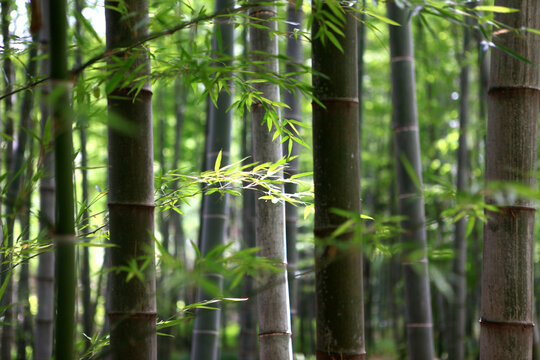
<box><xmin>493</xmin><ymin>41</ymin><xmax>533</xmax><ymax>64</ymax></box>
<box><xmin>105</xmin><ymin>72</ymin><xmax>124</xmax><ymax>94</ymax></box>
<box><xmin>429</xmin><ymin>264</ymin><xmax>453</xmax><ymax>299</ymax></box>
<box><xmin>268</xmin><ymin>157</ymin><xmax>287</xmax><ymax>172</ymax></box>
<box><xmin>325</xmin><ymin>20</ymin><xmax>345</xmax><ymax>37</ymax></box>
<box><xmin>77</xmin><ymin>242</ymin><xmax>116</xmax><ymax>248</ymax></box>
<box><xmin>0</xmin><ymin>268</ymin><xmax>11</xmax><ymax>301</ymax></box>
<box><xmin>525</xmin><ymin>27</ymin><xmax>540</xmax><ymax>35</ymax></box>
<box><xmin>325</xmin><ymin>0</ymin><xmax>346</xmax><ymax>22</ymax></box>
<box><xmin>326</xmin><ymin>30</ymin><xmax>343</xmax><ymax>52</ymax></box>
<box><xmin>214</xmin><ymin>150</ymin><xmax>223</xmax><ymax>172</ymax></box>
<box><xmin>465</xmin><ymin>216</ymin><xmax>476</xmax><ymax>238</ymax></box>
<box><xmin>157</xmin><ymin>317</ymin><xmax>190</xmax><ymax>331</ymax></box>
<box><xmin>364</xmin><ymin>10</ymin><xmax>400</xmax><ymax>26</ymax></box>
<box><xmin>331</xmin><ymin>218</ymin><xmax>356</xmax><ymax>238</ymax></box>
<box><xmin>399</xmin><ymin>154</ymin><xmax>423</xmax><ymax>193</ymax></box>
<box><xmin>190</xmin><ymin>240</ymin><xmax>201</xmax><ymax>259</ymax></box>
<box><xmin>222</xmin><ymin>297</ymin><xmax>248</xmax><ymax>302</ymax></box>
<box><xmin>253</xmin><ymin>162</ymin><xmax>271</xmax><ymax>172</ymax></box>
<box><xmin>291</xmin><ymin>171</ymin><xmax>313</xmax><ymax>179</ymax></box>
<box><xmin>474</xmin><ymin>5</ymin><xmax>518</xmax><ymax>13</ymax></box>
<box><xmin>230</xmin><ymin>272</ymin><xmax>244</xmax><ymax>289</ymax></box>
<box><xmin>74</xmin><ymin>11</ymin><xmax>103</xmax><ymax>44</ymax></box>
<box><xmin>321</xmin><ymin>10</ymin><xmax>342</xmax><ymax>28</ymax></box>
<box><xmin>304</xmin><ymin>205</ymin><xmax>314</xmax><ymax>219</ymax></box>
<box><xmin>287</xmin><ymin>139</ymin><xmax>293</xmax><ymax>157</ymax></box>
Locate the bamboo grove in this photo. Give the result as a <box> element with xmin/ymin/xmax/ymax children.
<box><xmin>0</xmin><ymin>0</ymin><xmax>539</xmax><ymax>359</ymax></box>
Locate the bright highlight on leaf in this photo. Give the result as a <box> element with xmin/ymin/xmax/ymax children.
<box><xmin>474</xmin><ymin>5</ymin><xmax>519</xmax><ymax>13</ymax></box>
<box><xmin>214</xmin><ymin>150</ymin><xmax>222</xmax><ymax>172</ymax></box>
<box><xmin>526</xmin><ymin>27</ymin><xmax>540</xmax><ymax>35</ymax></box>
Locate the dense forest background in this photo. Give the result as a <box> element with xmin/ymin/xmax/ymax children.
<box><xmin>0</xmin><ymin>0</ymin><xmax>539</xmax><ymax>359</ymax></box>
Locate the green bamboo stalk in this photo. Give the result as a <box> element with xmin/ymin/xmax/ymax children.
<box><xmin>16</xmin><ymin>209</ymin><xmax>33</xmax><ymax>360</ymax></box>
<box><xmin>450</xmin><ymin>9</ymin><xmax>472</xmax><ymax>360</ymax></box>
<box><xmin>190</xmin><ymin>0</ymin><xmax>234</xmax><ymax>357</ymax></box>
<box><xmin>480</xmin><ymin>1</ymin><xmax>539</xmax><ymax>358</ymax></box>
<box><xmin>17</xmin><ymin>106</ymin><xmax>36</xmax><ymax>359</ymax></box>
<box><xmin>2</xmin><ymin>0</ymin><xmax>14</xmax><ymax>173</ymax></box>
<box><xmin>358</xmin><ymin>0</ymin><xmax>373</xmax><ymax>350</ymax></box>
<box><xmin>1</xmin><ymin>0</ymin><xmax>14</xmax><ymax>355</ymax></box>
<box><xmin>386</xmin><ymin>133</ymin><xmax>404</xmax><ymax>358</ymax></box>
<box><xmin>20</xmin><ymin>29</ymin><xmax>39</xmax><ymax>321</ymax></box>
<box><xmin>239</xmin><ymin>185</ymin><xmax>259</xmax><ymax>360</ymax></box>
<box><xmin>171</xmin><ymin>75</ymin><xmax>186</xmax><ymax>305</ymax></box>
<box><xmin>79</xmin><ymin>112</ymin><xmax>93</xmax><ymax>343</ymax></box>
<box><xmin>73</xmin><ymin>0</ymin><xmax>95</xmax><ymax>350</ymax></box>
<box><xmin>386</xmin><ymin>2</ymin><xmax>435</xmax><ymax>359</ymax></box>
<box><xmin>2</xmin><ymin>34</ymin><xmax>38</xmax><ymax>360</ymax></box>
<box><xmin>105</xmin><ymin>1</ymin><xmax>157</xmax><ymax>358</ymax></box>
<box><xmin>357</xmin><ymin>0</ymin><xmax>366</xmax><ymax>155</ymax></box>
<box><xmin>158</xmin><ymin>24</ymin><xmax>187</xmax><ymax>359</ymax></box>
<box><xmin>249</xmin><ymin>0</ymin><xmax>293</xmax><ymax>358</ymax></box>
<box><xmin>157</xmin><ymin>88</ymin><xmax>173</xmax><ymax>360</ymax></box>
<box><xmin>475</xmin><ymin>1</ymin><xmax>489</xmax><ymax>126</ymax></box>
<box><xmin>239</xmin><ymin>22</ymin><xmax>258</xmax><ymax>360</ymax></box>
<box><xmin>157</xmin><ymin>89</ymin><xmax>170</xmax><ymax>253</ymax></box>
<box><xmin>50</xmin><ymin>0</ymin><xmax>77</xmax><ymax>358</ymax></box>
<box><xmin>282</xmin><ymin>2</ymin><xmax>303</xmax><ymax>349</ymax></box>
<box><xmin>312</xmin><ymin>3</ymin><xmax>365</xmax><ymax>359</ymax></box>
<box><xmin>35</xmin><ymin>2</ymin><xmax>55</xmax><ymax>359</ymax></box>
<box><xmin>169</xmin><ymin>76</ymin><xmax>187</xmax><ymax>349</ymax></box>
<box><xmin>468</xmin><ymin>5</ymin><xmax>488</xmax><ymax>348</ymax></box>
<box><xmin>171</xmin><ymin>76</ymin><xmax>186</xmax><ymax>263</ymax></box>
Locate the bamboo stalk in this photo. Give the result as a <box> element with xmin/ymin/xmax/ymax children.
<box><xmin>283</xmin><ymin>1</ymin><xmax>303</xmax><ymax>349</ymax></box>
<box><xmin>387</xmin><ymin>2</ymin><xmax>435</xmax><ymax>359</ymax></box>
<box><xmin>105</xmin><ymin>1</ymin><xmax>157</xmax><ymax>358</ymax></box>
<box><xmin>249</xmin><ymin>0</ymin><xmax>293</xmax><ymax>358</ymax></box>
<box><xmin>480</xmin><ymin>1</ymin><xmax>540</xmax><ymax>358</ymax></box>
<box><xmin>312</xmin><ymin>3</ymin><xmax>366</xmax><ymax>359</ymax></box>
<box><xmin>34</xmin><ymin>4</ymin><xmax>55</xmax><ymax>358</ymax></box>
<box><xmin>190</xmin><ymin>0</ymin><xmax>234</xmax><ymax>356</ymax></box>
<box><xmin>50</xmin><ymin>0</ymin><xmax>77</xmax><ymax>358</ymax></box>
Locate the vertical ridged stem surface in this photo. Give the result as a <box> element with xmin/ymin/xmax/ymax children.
<box><xmin>3</xmin><ymin>31</ymin><xmax>38</xmax><ymax>360</ymax></box>
<box><xmin>35</xmin><ymin>1</ymin><xmax>55</xmax><ymax>358</ymax></box>
<box><xmin>387</xmin><ymin>2</ymin><xmax>435</xmax><ymax>359</ymax></box>
<box><xmin>249</xmin><ymin>1</ymin><xmax>293</xmax><ymax>358</ymax></box>
<box><xmin>106</xmin><ymin>1</ymin><xmax>157</xmax><ymax>358</ymax></box>
<box><xmin>239</xmin><ymin>23</ymin><xmax>259</xmax><ymax>360</ymax></box>
<box><xmin>480</xmin><ymin>1</ymin><xmax>540</xmax><ymax>359</ymax></box>
<box><xmin>73</xmin><ymin>0</ymin><xmax>94</xmax><ymax>349</ymax></box>
<box><xmin>312</xmin><ymin>4</ymin><xmax>365</xmax><ymax>359</ymax></box>
<box><xmin>450</xmin><ymin>8</ymin><xmax>472</xmax><ymax>360</ymax></box>
<box><xmin>1</xmin><ymin>0</ymin><xmax>14</xmax><ymax>356</ymax></box>
<box><xmin>50</xmin><ymin>0</ymin><xmax>77</xmax><ymax>358</ymax></box>
<box><xmin>283</xmin><ymin>1</ymin><xmax>303</xmax><ymax>349</ymax></box>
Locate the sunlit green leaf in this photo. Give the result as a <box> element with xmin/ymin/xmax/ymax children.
<box><xmin>474</xmin><ymin>5</ymin><xmax>518</xmax><ymax>13</ymax></box>
<box><xmin>364</xmin><ymin>10</ymin><xmax>400</xmax><ymax>26</ymax></box>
